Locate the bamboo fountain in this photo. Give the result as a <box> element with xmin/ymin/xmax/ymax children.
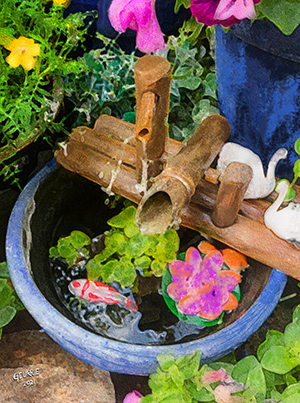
<box><xmin>55</xmin><ymin>55</ymin><xmax>300</xmax><ymax>280</ymax></box>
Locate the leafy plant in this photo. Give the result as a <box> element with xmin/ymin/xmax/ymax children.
<box><xmin>50</xmin><ymin>206</ymin><xmax>180</xmax><ymax>288</ymax></box>
<box><xmin>0</xmin><ymin>262</ymin><xmax>24</xmax><ymax>339</ymax></box>
<box><xmin>64</xmin><ymin>20</ymin><xmax>218</xmax><ymax>141</ymax></box>
<box><xmin>49</xmin><ymin>230</ymin><xmax>91</xmax><ymax>266</ymax></box>
<box><xmin>86</xmin><ymin>206</ymin><xmax>179</xmax><ymax>287</ymax></box>
<box><xmin>140</xmin><ymin>301</ymin><xmax>300</xmax><ymax>403</ymax></box>
<box><xmin>0</xmin><ymin>0</ymin><xmax>93</xmax><ymax>187</ymax></box>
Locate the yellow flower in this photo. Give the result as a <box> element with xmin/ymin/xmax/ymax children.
<box><xmin>6</xmin><ymin>36</ymin><xmax>40</xmax><ymax>71</ymax></box>
<box><xmin>52</xmin><ymin>0</ymin><xmax>71</xmax><ymax>7</ymax></box>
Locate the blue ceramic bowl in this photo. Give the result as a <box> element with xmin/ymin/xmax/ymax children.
<box><xmin>6</xmin><ymin>160</ymin><xmax>287</xmax><ymax>375</ymax></box>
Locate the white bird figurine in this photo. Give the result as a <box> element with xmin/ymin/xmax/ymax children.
<box><xmin>217</xmin><ymin>143</ymin><xmax>288</xmax><ymax>199</ymax></box>
<box><xmin>264</xmin><ymin>180</ymin><xmax>300</xmax><ymax>243</ymax></box>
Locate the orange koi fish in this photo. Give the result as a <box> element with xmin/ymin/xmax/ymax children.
<box><xmin>68</xmin><ymin>279</ymin><xmax>138</xmax><ymax>313</ymax></box>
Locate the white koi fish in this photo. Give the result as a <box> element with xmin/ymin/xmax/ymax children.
<box><xmin>68</xmin><ymin>279</ymin><xmax>138</xmax><ymax>313</ymax></box>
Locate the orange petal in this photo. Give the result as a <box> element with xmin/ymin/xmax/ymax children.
<box><xmin>198</xmin><ymin>241</ymin><xmax>217</xmax><ymax>255</ymax></box>
<box><xmin>221</xmin><ymin>248</ymin><xmax>248</xmax><ymax>271</ymax></box>
<box><xmin>222</xmin><ymin>293</ymin><xmax>239</xmax><ymax>311</ymax></box>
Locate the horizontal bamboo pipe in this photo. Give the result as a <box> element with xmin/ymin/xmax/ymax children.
<box><xmin>55</xmin><ymin>114</ymin><xmax>300</xmax><ymax>280</ymax></box>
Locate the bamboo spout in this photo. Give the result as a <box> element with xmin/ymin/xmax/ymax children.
<box><xmin>135</xmin><ymin>55</ymin><xmax>172</xmax><ymax>186</ymax></box>
<box><xmin>136</xmin><ymin>115</ymin><xmax>231</xmax><ymax>234</ymax></box>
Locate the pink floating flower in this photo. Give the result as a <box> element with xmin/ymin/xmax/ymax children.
<box><xmin>190</xmin><ymin>0</ymin><xmax>261</xmax><ymax>27</ymax></box>
<box><xmin>167</xmin><ymin>248</ymin><xmax>241</xmax><ymax>320</ymax></box>
<box><xmin>123</xmin><ymin>390</ymin><xmax>143</xmax><ymax>403</ymax></box>
<box><xmin>108</xmin><ymin>0</ymin><xmax>165</xmax><ymax>54</ymax></box>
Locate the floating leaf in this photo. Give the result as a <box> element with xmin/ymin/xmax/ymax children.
<box><xmin>70</xmin><ymin>230</ymin><xmax>91</xmax><ymax>249</ymax></box>
<box><xmin>107</xmin><ymin>206</ymin><xmax>136</xmax><ymax>228</ymax></box>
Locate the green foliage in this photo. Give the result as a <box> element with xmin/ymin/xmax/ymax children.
<box><xmin>256</xmin><ymin>0</ymin><xmax>300</xmax><ymax>35</ymax></box>
<box><xmin>141</xmin><ymin>301</ymin><xmax>300</xmax><ymax>402</ymax></box>
<box><xmin>159</xmin><ymin>20</ymin><xmax>219</xmax><ymax>141</ymax></box>
<box><xmin>50</xmin><ymin>230</ymin><xmax>91</xmax><ymax>266</ymax></box>
<box><xmin>0</xmin><ymin>0</ymin><xmax>93</xmax><ymax>186</ymax></box>
<box><xmin>65</xmin><ymin>20</ymin><xmax>218</xmax><ymax>142</ymax></box>
<box><xmin>86</xmin><ymin>206</ymin><xmax>179</xmax><ymax>287</ymax></box>
<box><xmin>50</xmin><ymin>206</ymin><xmax>180</xmax><ymax>288</ymax></box>
<box><xmin>63</xmin><ymin>37</ymin><xmax>138</xmax><ymax>129</ymax></box>
<box><xmin>0</xmin><ymin>262</ymin><xmax>25</xmax><ymax>339</ymax></box>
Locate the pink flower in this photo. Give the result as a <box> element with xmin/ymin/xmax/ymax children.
<box><xmin>108</xmin><ymin>0</ymin><xmax>165</xmax><ymax>54</ymax></box>
<box><xmin>190</xmin><ymin>0</ymin><xmax>261</xmax><ymax>27</ymax></box>
<box><xmin>123</xmin><ymin>390</ymin><xmax>143</xmax><ymax>403</ymax></box>
<box><xmin>167</xmin><ymin>248</ymin><xmax>241</xmax><ymax>320</ymax></box>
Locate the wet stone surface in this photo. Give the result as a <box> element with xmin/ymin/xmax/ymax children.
<box><xmin>0</xmin><ymin>330</ymin><xmax>115</xmax><ymax>403</ymax></box>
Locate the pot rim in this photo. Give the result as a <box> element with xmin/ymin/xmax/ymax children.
<box><xmin>5</xmin><ymin>159</ymin><xmax>287</xmax><ymax>374</ymax></box>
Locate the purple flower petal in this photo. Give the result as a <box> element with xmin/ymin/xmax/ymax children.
<box><xmin>202</xmin><ymin>250</ymin><xmax>223</xmax><ymax>276</ymax></box>
<box><xmin>217</xmin><ymin>270</ymin><xmax>241</xmax><ymax>292</ymax></box>
<box><xmin>215</xmin><ymin>0</ymin><xmax>257</xmax><ymax>20</ymax></box>
<box><xmin>185</xmin><ymin>247</ymin><xmax>202</xmax><ymax>270</ymax></box>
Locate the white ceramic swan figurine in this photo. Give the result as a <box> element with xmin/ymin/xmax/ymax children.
<box><xmin>217</xmin><ymin>143</ymin><xmax>288</xmax><ymax>199</ymax></box>
<box><xmin>264</xmin><ymin>180</ymin><xmax>300</xmax><ymax>243</ymax></box>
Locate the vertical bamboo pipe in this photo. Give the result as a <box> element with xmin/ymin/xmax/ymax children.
<box><xmin>134</xmin><ymin>55</ymin><xmax>173</xmax><ymax>187</ymax></box>
<box><xmin>136</xmin><ymin>115</ymin><xmax>231</xmax><ymax>234</ymax></box>
<box><xmin>211</xmin><ymin>162</ymin><xmax>253</xmax><ymax>228</ymax></box>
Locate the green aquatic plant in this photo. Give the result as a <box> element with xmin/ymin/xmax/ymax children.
<box><xmin>138</xmin><ymin>301</ymin><xmax>300</xmax><ymax>403</ymax></box>
<box><xmin>86</xmin><ymin>206</ymin><xmax>180</xmax><ymax>287</ymax></box>
<box><xmin>0</xmin><ymin>262</ymin><xmax>24</xmax><ymax>339</ymax></box>
<box><xmin>49</xmin><ymin>230</ymin><xmax>91</xmax><ymax>266</ymax></box>
<box><xmin>50</xmin><ymin>206</ymin><xmax>180</xmax><ymax>288</ymax></box>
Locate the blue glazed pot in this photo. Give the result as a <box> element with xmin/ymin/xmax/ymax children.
<box><xmin>6</xmin><ymin>160</ymin><xmax>287</xmax><ymax>375</ymax></box>
<box><xmin>215</xmin><ymin>19</ymin><xmax>300</xmax><ymax>180</ymax></box>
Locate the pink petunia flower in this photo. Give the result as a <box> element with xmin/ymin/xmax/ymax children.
<box><xmin>108</xmin><ymin>0</ymin><xmax>165</xmax><ymax>54</ymax></box>
<box><xmin>167</xmin><ymin>248</ymin><xmax>241</xmax><ymax>320</ymax></box>
<box><xmin>190</xmin><ymin>0</ymin><xmax>261</xmax><ymax>27</ymax></box>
